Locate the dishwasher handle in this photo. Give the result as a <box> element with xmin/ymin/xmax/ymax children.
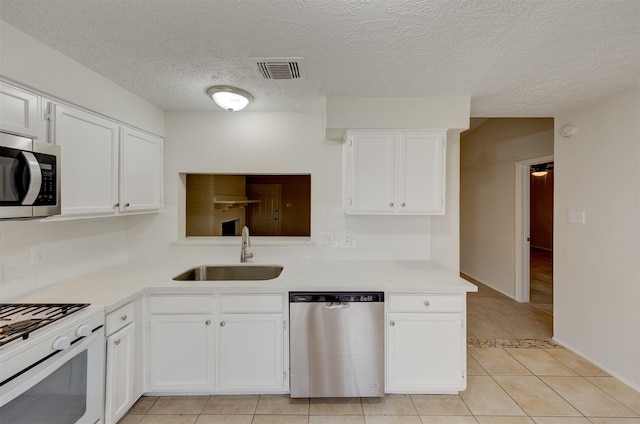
<box><xmin>324</xmin><ymin>301</ymin><xmax>351</xmax><ymax>309</ymax></box>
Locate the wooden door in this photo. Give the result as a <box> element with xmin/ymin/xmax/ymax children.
<box><xmin>247</xmin><ymin>184</ymin><xmax>281</xmax><ymax>235</ymax></box>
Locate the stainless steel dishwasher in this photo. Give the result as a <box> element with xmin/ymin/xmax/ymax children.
<box><xmin>289</xmin><ymin>292</ymin><xmax>384</xmax><ymax>398</ymax></box>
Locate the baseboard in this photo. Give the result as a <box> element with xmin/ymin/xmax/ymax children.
<box><xmin>552</xmin><ymin>336</ymin><xmax>640</xmax><ymax>393</ymax></box>
<box><xmin>460</xmin><ymin>272</ymin><xmax>517</xmax><ymax>300</ymax></box>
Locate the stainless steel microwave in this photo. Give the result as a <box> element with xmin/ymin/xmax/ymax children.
<box><xmin>0</xmin><ymin>131</ymin><xmax>60</xmax><ymax>219</ymax></box>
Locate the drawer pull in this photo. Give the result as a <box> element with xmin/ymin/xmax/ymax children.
<box><xmin>401</xmin><ymin>202</ymin><xmax>406</xmax><ymax>207</ymax></box>
<box><xmin>120</xmin><ymin>315</ymin><xmax>128</xmax><ymax>321</ymax></box>
<box><xmin>205</xmin><ymin>320</ymin><xmax>211</xmax><ymax>325</ymax></box>
<box><xmin>389</xmin><ymin>321</ymin><xmax>395</xmax><ymax>327</ymax></box>
<box><xmin>114</xmin><ymin>339</ymin><xmax>121</xmax><ymax>346</ymax></box>
<box><xmin>424</xmin><ymin>301</ymin><xmax>430</xmax><ymax>307</ymax></box>
<box><xmin>389</xmin><ymin>202</ymin><xmax>394</xmax><ymax>207</ymax></box>
<box><xmin>220</xmin><ymin>321</ymin><xmax>226</xmax><ymax>327</ymax></box>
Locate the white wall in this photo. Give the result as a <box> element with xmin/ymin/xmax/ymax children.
<box><xmin>460</xmin><ymin>119</ymin><xmax>554</xmax><ymax>297</ymax></box>
<box><xmin>0</xmin><ymin>21</ymin><xmax>165</xmax><ymax>136</ymax></box>
<box><xmin>554</xmin><ymin>87</ymin><xmax>640</xmax><ymax>389</ymax></box>
<box><xmin>127</xmin><ymin>111</ymin><xmax>461</xmax><ymax>264</ymax></box>
<box><xmin>0</xmin><ymin>21</ymin><xmax>165</xmax><ymax>301</ymax></box>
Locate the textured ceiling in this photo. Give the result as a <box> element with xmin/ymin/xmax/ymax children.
<box><xmin>0</xmin><ymin>0</ymin><xmax>638</xmax><ymax>116</ymax></box>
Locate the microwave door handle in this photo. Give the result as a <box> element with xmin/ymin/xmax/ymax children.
<box><xmin>20</xmin><ymin>151</ymin><xmax>42</xmax><ymax>205</ymax></box>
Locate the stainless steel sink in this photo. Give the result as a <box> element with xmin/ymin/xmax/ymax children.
<box><xmin>173</xmin><ymin>265</ymin><xmax>283</xmax><ymax>281</ymax></box>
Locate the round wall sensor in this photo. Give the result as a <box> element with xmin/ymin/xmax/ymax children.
<box><xmin>561</xmin><ymin>125</ymin><xmax>576</xmax><ymax>137</ymax></box>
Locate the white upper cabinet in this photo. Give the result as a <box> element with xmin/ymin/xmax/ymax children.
<box><xmin>0</xmin><ymin>81</ymin><xmax>45</xmax><ymax>140</ymax></box>
<box><xmin>344</xmin><ymin>130</ymin><xmax>446</xmax><ymax>215</ymax></box>
<box><xmin>52</xmin><ymin>103</ymin><xmax>163</xmax><ymax>217</ymax></box>
<box><xmin>53</xmin><ymin>103</ymin><xmax>120</xmax><ymax>216</ymax></box>
<box><xmin>345</xmin><ymin>131</ymin><xmax>397</xmax><ymax>214</ymax></box>
<box><xmin>120</xmin><ymin>127</ymin><xmax>163</xmax><ymax>212</ymax></box>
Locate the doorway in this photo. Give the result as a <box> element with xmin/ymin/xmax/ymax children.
<box><xmin>529</xmin><ymin>163</ymin><xmax>554</xmax><ymax>312</ymax></box>
<box><xmin>515</xmin><ymin>156</ymin><xmax>554</xmax><ymax>308</ymax></box>
<box><xmin>247</xmin><ymin>184</ymin><xmax>282</xmax><ymax>235</ymax></box>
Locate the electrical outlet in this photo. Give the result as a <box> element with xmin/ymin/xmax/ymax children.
<box><xmin>320</xmin><ymin>232</ymin><xmax>334</xmax><ymax>247</ymax></box>
<box><xmin>31</xmin><ymin>247</ymin><xmax>47</xmax><ymax>265</ymax></box>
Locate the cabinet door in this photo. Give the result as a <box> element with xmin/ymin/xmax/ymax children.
<box><xmin>105</xmin><ymin>323</ymin><xmax>135</xmax><ymax>424</ymax></box>
<box><xmin>398</xmin><ymin>131</ymin><xmax>446</xmax><ymax>214</ymax></box>
<box><xmin>52</xmin><ymin>104</ymin><xmax>119</xmax><ymax>215</ymax></box>
<box><xmin>345</xmin><ymin>131</ymin><xmax>396</xmax><ymax>214</ymax></box>
<box><xmin>386</xmin><ymin>312</ymin><xmax>464</xmax><ymax>393</ymax></box>
<box><xmin>148</xmin><ymin>314</ymin><xmax>214</xmax><ymax>392</ymax></box>
<box><xmin>217</xmin><ymin>314</ymin><xmax>284</xmax><ymax>392</ymax></box>
<box><xmin>0</xmin><ymin>82</ymin><xmax>44</xmax><ymax>140</ymax></box>
<box><xmin>120</xmin><ymin>127</ymin><xmax>163</xmax><ymax>212</ymax></box>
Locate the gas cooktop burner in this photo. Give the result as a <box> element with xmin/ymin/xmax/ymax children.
<box><xmin>0</xmin><ymin>304</ymin><xmax>90</xmax><ymax>346</ymax></box>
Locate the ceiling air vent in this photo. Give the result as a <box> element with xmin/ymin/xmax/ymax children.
<box><xmin>251</xmin><ymin>57</ymin><xmax>304</xmax><ymax>80</ymax></box>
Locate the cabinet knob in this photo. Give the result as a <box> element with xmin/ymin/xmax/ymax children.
<box><xmin>424</xmin><ymin>301</ymin><xmax>430</xmax><ymax>307</ymax></box>
<box><xmin>389</xmin><ymin>202</ymin><xmax>394</xmax><ymax>207</ymax></box>
<box><xmin>389</xmin><ymin>321</ymin><xmax>395</xmax><ymax>327</ymax></box>
<box><xmin>114</xmin><ymin>203</ymin><xmax>120</xmax><ymax>208</ymax></box>
<box><xmin>125</xmin><ymin>203</ymin><xmax>130</xmax><ymax>207</ymax></box>
<box><xmin>401</xmin><ymin>203</ymin><xmax>406</xmax><ymax>207</ymax></box>
<box><xmin>220</xmin><ymin>321</ymin><xmax>225</xmax><ymax>327</ymax></box>
<box><xmin>114</xmin><ymin>339</ymin><xmax>121</xmax><ymax>346</ymax></box>
<box><xmin>120</xmin><ymin>314</ymin><xmax>128</xmax><ymax>321</ymax></box>
<box><xmin>205</xmin><ymin>320</ymin><xmax>211</xmax><ymax>326</ymax></box>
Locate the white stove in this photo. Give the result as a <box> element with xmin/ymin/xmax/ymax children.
<box><xmin>0</xmin><ymin>303</ymin><xmax>105</xmax><ymax>424</ymax></box>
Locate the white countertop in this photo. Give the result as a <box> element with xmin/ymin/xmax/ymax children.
<box><xmin>17</xmin><ymin>259</ymin><xmax>477</xmax><ymax>313</ymax></box>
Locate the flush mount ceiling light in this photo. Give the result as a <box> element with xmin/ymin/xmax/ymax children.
<box><xmin>531</xmin><ymin>162</ymin><xmax>554</xmax><ymax>177</ymax></box>
<box><xmin>207</xmin><ymin>86</ymin><xmax>253</xmax><ymax>111</ymax></box>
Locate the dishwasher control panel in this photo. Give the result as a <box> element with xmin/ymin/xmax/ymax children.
<box><xmin>289</xmin><ymin>292</ymin><xmax>384</xmax><ymax>303</ymax></box>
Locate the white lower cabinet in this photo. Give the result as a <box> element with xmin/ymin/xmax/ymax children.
<box><xmin>105</xmin><ymin>302</ymin><xmax>136</xmax><ymax>424</ymax></box>
<box><xmin>386</xmin><ymin>294</ymin><xmax>466</xmax><ymax>394</ymax></box>
<box><xmin>148</xmin><ymin>295</ymin><xmax>215</xmax><ymax>392</ymax></box>
<box><xmin>148</xmin><ymin>314</ymin><xmax>214</xmax><ymax>391</ymax></box>
<box><xmin>146</xmin><ymin>293</ymin><xmax>286</xmax><ymax>394</ymax></box>
<box><xmin>105</xmin><ymin>323</ymin><xmax>135</xmax><ymax>423</ymax></box>
<box><xmin>217</xmin><ymin>313</ymin><xmax>284</xmax><ymax>392</ymax></box>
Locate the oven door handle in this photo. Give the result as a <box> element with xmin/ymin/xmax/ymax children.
<box><xmin>20</xmin><ymin>151</ymin><xmax>42</xmax><ymax>205</ymax></box>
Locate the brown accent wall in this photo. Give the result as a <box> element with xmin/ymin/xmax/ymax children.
<box><xmin>185</xmin><ymin>174</ymin><xmax>214</xmax><ymax>236</ymax></box>
<box><xmin>185</xmin><ymin>174</ymin><xmax>247</xmax><ymax>236</ymax></box>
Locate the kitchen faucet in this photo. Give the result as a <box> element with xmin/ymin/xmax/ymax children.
<box><xmin>240</xmin><ymin>226</ymin><xmax>253</xmax><ymax>263</ymax></box>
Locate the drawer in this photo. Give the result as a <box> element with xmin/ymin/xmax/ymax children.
<box><xmin>106</xmin><ymin>302</ymin><xmax>134</xmax><ymax>335</ymax></box>
<box><xmin>148</xmin><ymin>295</ymin><xmax>214</xmax><ymax>314</ymax></box>
<box><xmin>387</xmin><ymin>294</ymin><xmax>463</xmax><ymax>313</ymax></box>
<box><xmin>220</xmin><ymin>294</ymin><xmax>284</xmax><ymax>313</ymax></box>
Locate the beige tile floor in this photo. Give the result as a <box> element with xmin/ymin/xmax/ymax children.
<box><xmin>118</xmin><ymin>282</ymin><xmax>640</xmax><ymax>424</ymax></box>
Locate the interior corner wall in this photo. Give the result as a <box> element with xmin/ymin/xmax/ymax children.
<box><xmin>460</xmin><ymin>118</ymin><xmax>554</xmax><ymax>297</ymax></box>
<box><xmin>553</xmin><ymin>87</ymin><xmax>640</xmax><ymax>389</ymax></box>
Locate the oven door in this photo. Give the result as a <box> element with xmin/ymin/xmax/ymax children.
<box><xmin>0</xmin><ymin>327</ymin><xmax>105</xmax><ymax>424</ymax></box>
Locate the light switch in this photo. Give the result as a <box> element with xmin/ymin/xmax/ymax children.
<box><xmin>568</xmin><ymin>210</ymin><xmax>586</xmax><ymax>224</ymax></box>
